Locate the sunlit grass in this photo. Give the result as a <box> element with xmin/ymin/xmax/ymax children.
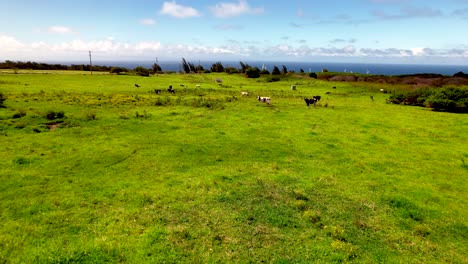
<box><xmin>0</xmin><ymin>71</ymin><xmax>467</xmax><ymax>263</ymax></box>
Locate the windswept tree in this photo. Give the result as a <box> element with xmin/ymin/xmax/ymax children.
<box><xmin>210</xmin><ymin>62</ymin><xmax>224</xmax><ymax>73</ymax></box>
<box><xmin>152</xmin><ymin>63</ymin><xmax>162</xmax><ymax>73</ymax></box>
<box><xmin>239</xmin><ymin>61</ymin><xmax>251</xmax><ymax>73</ymax></box>
<box><xmin>181</xmin><ymin>58</ymin><xmax>190</xmax><ymax>73</ymax></box>
<box><xmin>282</xmin><ymin>65</ymin><xmax>288</xmax><ymax>74</ymax></box>
<box><xmin>272</xmin><ymin>66</ymin><xmax>281</xmax><ymax>75</ymax></box>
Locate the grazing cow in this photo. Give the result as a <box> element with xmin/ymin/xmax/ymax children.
<box><xmin>380</xmin><ymin>88</ymin><xmax>387</xmax><ymax>94</ymax></box>
<box><xmin>167</xmin><ymin>85</ymin><xmax>175</xmax><ymax>94</ymax></box>
<box><xmin>304</xmin><ymin>96</ymin><xmax>321</xmax><ymax>107</ymax></box>
<box><xmin>370</xmin><ymin>95</ymin><xmax>374</xmax><ymax>101</ymax></box>
<box><xmin>135</xmin><ymin>84</ymin><xmax>140</xmax><ymax>88</ymax></box>
<box><xmin>304</xmin><ymin>98</ymin><xmax>318</xmax><ymax>107</ymax></box>
<box><xmin>155</xmin><ymin>89</ymin><xmax>161</xmax><ymax>94</ymax></box>
<box><xmin>333</xmin><ymin>86</ymin><xmax>336</xmax><ymax>89</ymax></box>
<box><xmin>196</xmin><ymin>84</ymin><xmax>200</xmax><ymax>88</ymax></box>
<box><xmin>180</xmin><ymin>84</ymin><xmax>185</xmax><ymax>87</ymax></box>
<box><xmin>241</xmin><ymin>92</ymin><xmax>249</xmax><ymax>96</ymax></box>
<box><xmin>325</xmin><ymin>91</ymin><xmax>331</xmax><ymax>95</ymax></box>
<box><xmin>257</xmin><ymin>96</ymin><xmax>271</xmax><ymax>105</ymax></box>
<box><xmin>291</xmin><ymin>85</ymin><xmax>296</xmax><ymax>90</ymax></box>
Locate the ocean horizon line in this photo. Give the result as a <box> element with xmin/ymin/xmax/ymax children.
<box><xmin>22</xmin><ymin>60</ymin><xmax>468</xmax><ymax>76</ymax></box>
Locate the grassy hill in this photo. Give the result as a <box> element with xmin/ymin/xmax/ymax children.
<box><xmin>0</xmin><ymin>71</ymin><xmax>467</xmax><ymax>263</ymax></box>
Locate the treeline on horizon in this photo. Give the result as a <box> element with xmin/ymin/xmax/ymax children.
<box><xmin>0</xmin><ymin>59</ymin><xmax>301</xmax><ymax>76</ymax></box>
<box><xmin>1</xmin><ymin>59</ymin><xmax>468</xmax><ymax>79</ymax></box>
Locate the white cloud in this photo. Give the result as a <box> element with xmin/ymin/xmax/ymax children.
<box><xmin>160</xmin><ymin>1</ymin><xmax>201</xmax><ymax>18</ymax></box>
<box><xmin>140</xmin><ymin>19</ymin><xmax>156</xmax><ymax>25</ymax></box>
<box><xmin>209</xmin><ymin>0</ymin><xmax>264</xmax><ymax>18</ymax></box>
<box><xmin>0</xmin><ymin>34</ymin><xmax>467</xmax><ymax>62</ymax></box>
<box><xmin>48</xmin><ymin>26</ymin><xmax>75</xmax><ymax>34</ymax></box>
<box><xmin>0</xmin><ymin>35</ymin><xmax>25</xmax><ymax>50</ymax></box>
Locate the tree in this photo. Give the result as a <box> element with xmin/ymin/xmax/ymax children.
<box><xmin>282</xmin><ymin>65</ymin><xmax>288</xmax><ymax>74</ymax></box>
<box><xmin>272</xmin><ymin>66</ymin><xmax>281</xmax><ymax>75</ymax></box>
<box><xmin>181</xmin><ymin>58</ymin><xmax>190</xmax><ymax>73</ymax></box>
<box><xmin>309</xmin><ymin>72</ymin><xmax>318</xmax><ymax>79</ymax></box>
<box><xmin>134</xmin><ymin>66</ymin><xmax>150</xmax><ymax>76</ymax></box>
<box><xmin>245</xmin><ymin>67</ymin><xmax>260</xmax><ymax>78</ymax></box>
<box><xmin>152</xmin><ymin>63</ymin><xmax>162</xmax><ymax>73</ymax></box>
<box><xmin>239</xmin><ymin>61</ymin><xmax>251</xmax><ymax>73</ymax></box>
<box><xmin>210</xmin><ymin>62</ymin><xmax>224</xmax><ymax>73</ymax></box>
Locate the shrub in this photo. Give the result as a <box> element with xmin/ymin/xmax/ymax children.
<box><xmin>260</xmin><ymin>69</ymin><xmax>270</xmax><ymax>75</ymax></box>
<box><xmin>389</xmin><ymin>87</ymin><xmax>468</xmax><ymax>113</ymax></box>
<box><xmin>134</xmin><ymin>66</ymin><xmax>150</xmax><ymax>77</ymax></box>
<box><xmin>309</xmin><ymin>72</ymin><xmax>318</xmax><ymax>79</ymax></box>
<box><xmin>45</xmin><ymin>110</ymin><xmax>65</xmax><ymax>120</ymax></box>
<box><xmin>245</xmin><ymin>67</ymin><xmax>260</xmax><ymax>78</ymax></box>
<box><xmin>225</xmin><ymin>67</ymin><xmax>239</xmax><ymax>74</ymax></box>
<box><xmin>110</xmin><ymin>67</ymin><xmax>127</xmax><ymax>75</ymax></box>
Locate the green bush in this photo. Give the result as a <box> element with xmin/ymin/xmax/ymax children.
<box><xmin>309</xmin><ymin>72</ymin><xmax>318</xmax><ymax>79</ymax></box>
<box><xmin>388</xmin><ymin>87</ymin><xmax>468</xmax><ymax>113</ymax></box>
<box><xmin>134</xmin><ymin>66</ymin><xmax>150</xmax><ymax>77</ymax></box>
<box><xmin>110</xmin><ymin>67</ymin><xmax>127</xmax><ymax>75</ymax></box>
<box><xmin>245</xmin><ymin>67</ymin><xmax>260</xmax><ymax>78</ymax></box>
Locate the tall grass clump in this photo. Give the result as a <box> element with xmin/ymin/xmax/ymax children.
<box><xmin>0</xmin><ymin>92</ymin><xmax>6</xmax><ymax>108</ymax></box>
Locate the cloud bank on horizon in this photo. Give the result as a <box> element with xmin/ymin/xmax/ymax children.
<box><xmin>1</xmin><ymin>0</ymin><xmax>467</xmax><ymax>64</ymax></box>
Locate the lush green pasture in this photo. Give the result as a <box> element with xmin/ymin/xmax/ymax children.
<box><xmin>0</xmin><ymin>71</ymin><xmax>467</xmax><ymax>263</ymax></box>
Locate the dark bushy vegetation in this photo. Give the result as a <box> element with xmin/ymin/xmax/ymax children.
<box><xmin>245</xmin><ymin>67</ymin><xmax>260</xmax><ymax>78</ymax></box>
<box><xmin>134</xmin><ymin>66</ymin><xmax>150</xmax><ymax>77</ymax></box>
<box><xmin>110</xmin><ymin>67</ymin><xmax>128</xmax><ymax>75</ymax></box>
<box><xmin>0</xmin><ymin>92</ymin><xmax>6</xmax><ymax>108</ymax></box>
<box><xmin>389</xmin><ymin>87</ymin><xmax>468</xmax><ymax>113</ymax></box>
<box><xmin>0</xmin><ymin>60</ymin><xmax>112</xmax><ymax>72</ymax></box>
<box><xmin>45</xmin><ymin>110</ymin><xmax>65</xmax><ymax>120</ymax></box>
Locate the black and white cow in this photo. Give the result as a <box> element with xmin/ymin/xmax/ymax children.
<box><xmin>257</xmin><ymin>96</ymin><xmax>271</xmax><ymax>105</ymax></box>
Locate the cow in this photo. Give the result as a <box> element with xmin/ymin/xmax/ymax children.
<box><xmin>257</xmin><ymin>96</ymin><xmax>271</xmax><ymax>105</ymax></box>
<box><xmin>167</xmin><ymin>85</ymin><xmax>175</xmax><ymax>94</ymax></box>
<box><xmin>241</xmin><ymin>92</ymin><xmax>249</xmax><ymax>96</ymax></box>
<box><xmin>134</xmin><ymin>84</ymin><xmax>140</xmax><ymax>88</ymax></box>
<box><xmin>304</xmin><ymin>96</ymin><xmax>321</xmax><ymax>107</ymax></box>
<box><xmin>304</xmin><ymin>98</ymin><xmax>318</xmax><ymax>107</ymax></box>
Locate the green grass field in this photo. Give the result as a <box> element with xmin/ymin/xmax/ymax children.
<box><xmin>1</xmin><ymin>71</ymin><xmax>467</xmax><ymax>263</ymax></box>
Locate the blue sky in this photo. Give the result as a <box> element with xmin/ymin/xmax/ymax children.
<box><xmin>1</xmin><ymin>0</ymin><xmax>467</xmax><ymax>64</ymax></box>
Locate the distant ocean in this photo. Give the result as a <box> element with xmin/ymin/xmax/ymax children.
<box><xmin>74</xmin><ymin>60</ymin><xmax>468</xmax><ymax>76</ymax></box>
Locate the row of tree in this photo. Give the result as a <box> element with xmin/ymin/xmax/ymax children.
<box><xmin>0</xmin><ymin>59</ymin><xmax>312</xmax><ymax>78</ymax></box>
<box><xmin>0</xmin><ymin>60</ymin><xmax>112</xmax><ymax>72</ymax></box>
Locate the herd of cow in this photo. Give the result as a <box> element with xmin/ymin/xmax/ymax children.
<box><xmin>135</xmin><ymin>83</ymin><xmax>327</xmax><ymax>108</ymax></box>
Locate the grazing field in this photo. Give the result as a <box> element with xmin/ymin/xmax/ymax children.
<box><xmin>0</xmin><ymin>71</ymin><xmax>467</xmax><ymax>263</ymax></box>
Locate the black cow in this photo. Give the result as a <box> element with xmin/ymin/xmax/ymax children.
<box><xmin>135</xmin><ymin>84</ymin><xmax>140</xmax><ymax>88</ymax></box>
